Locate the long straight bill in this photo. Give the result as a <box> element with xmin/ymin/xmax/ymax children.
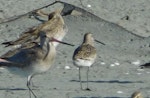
<box><xmin>51</xmin><ymin>38</ymin><xmax>74</xmax><ymax>46</ymax></box>
<box><xmin>94</xmin><ymin>39</ymin><xmax>105</xmax><ymax>45</ymax></box>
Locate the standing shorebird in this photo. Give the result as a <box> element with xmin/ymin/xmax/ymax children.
<box><xmin>131</xmin><ymin>91</ymin><xmax>143</xmax><ymax>98</ymax></box>
<box><xmin>72</xmin><ymin>33</ymin><xmax>101</xmax><ymax>90</ymax></box>
<box><xmin>0</xmin><ymin>32</ymin><xmax>74</xmax><ymax>98</ymax></box>
<box><xmin>2</xmin><ymin>9</ymin><xmax>67</xmax><ymax>48</ymax></box>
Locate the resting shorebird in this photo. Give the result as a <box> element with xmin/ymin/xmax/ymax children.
<box><xmin>2</xmin><ymin>9</ymin><xmax>67</xmax><ymax>48</ymax></box>
<box><xmin>131</xmin><ymin>91</ymin><xmax>143</xmax><ymax>98</ymax></box>
<box><xmin>0</xmin><ymin>32</ymin><xmax>74</xmax><ymax>98</ymax></box>
<box><xmin>72</xmin><ymin>33</ymin><xmax>104</xmax><ymax>90</ymax></box>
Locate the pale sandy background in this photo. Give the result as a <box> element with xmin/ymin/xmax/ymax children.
<box><xmin>0</xmin><ymin>0</ymin><xmax>150</xmax><ymax>98</ymax></box>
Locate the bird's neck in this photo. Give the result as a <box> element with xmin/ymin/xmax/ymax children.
<box><xmin>83</xmin><ymin>39</ymin><xmax>94</xmax><ymax>46</ymax></box>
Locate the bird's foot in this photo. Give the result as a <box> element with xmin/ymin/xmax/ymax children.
<box><xmin>85</xmin><ymin>88</ymin><xmax>91</xmax><ymax>91</ymax></box>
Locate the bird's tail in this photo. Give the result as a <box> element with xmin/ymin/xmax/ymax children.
<box><xmin>0</xmin><ymin>58</ymin><xmax>22</xmax><ymax>68</ymax></box>
<box><xmin>140</xmin><ymin>63</ymin><xmax>150</xmax><ymax>69</ymax></box>
<box><xmin>1</xmin><ymin>41</ymin><xmax>14</xmax><ymax>47</ymax></box>
<box><xmin>0</xmin><ymin>58</ymin><xmax>10</xmax><ymax>63</ymax></box>
<box><xmin>0</xmin><ymin>58</ymin><xmax>12</xmax><ymax>67</ymax></box>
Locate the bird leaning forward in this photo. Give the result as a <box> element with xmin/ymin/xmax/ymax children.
<box><xmin>0</xmin><ymin>31</ymin><xmax>74</xmax><ymax>98</ymax></box>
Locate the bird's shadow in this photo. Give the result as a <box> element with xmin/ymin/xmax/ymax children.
<box><xmin>0</xmin><ymin>88</ymin><xmax>37</xmax><ymax>91</ymax></box>
<box><xmin>70</xmin><ymin>79</ymin><xmax>143</xmax><ymax>84</ymax></box>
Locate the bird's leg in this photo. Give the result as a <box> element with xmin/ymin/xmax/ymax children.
<box><xmin>79</xmin><ymin>67</ymin><xmax>83</xmax><ymax>90</ymax></box>
<box><xmin>27</xmin><ymin>75</ymin><xmax>37</xmax><ymax>98</ymax></box>
<box><xmin>85</xmin><ymin>67</ymin><xmax>91</xmax><ymax>91</ymax></box>
<box><xmin>31</xmin><ymin>79</ymin><xmax>38</xmax><ymax>88</ymax></box>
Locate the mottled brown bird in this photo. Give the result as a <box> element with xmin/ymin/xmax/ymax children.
<box><xmin>2</xmin><ymin>9</ymin><xmax>67</xmax><ymax>48</ymax></box>
<box><xmin>73</xmin><ymin>33</ymin><xmax>97</xmax><ymax>90</ymax></box>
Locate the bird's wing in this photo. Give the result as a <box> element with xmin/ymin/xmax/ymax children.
<box><xmin>73</xmin><ymin>44</ymin><xmax>96</xmax><ymax>60</ymax></box>
<box><xmin>2</xmin><ymin>26</ymin><xmax>37</xmax><ymax>47</ymax></box>
<box><xmin>1</xmin><ymin>41</ymin><xmax>39</xmax><ymax>59</ymax></box>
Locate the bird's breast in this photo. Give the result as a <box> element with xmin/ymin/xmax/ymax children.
<box><xmin>73</xmin><ymin>58</ymin><xmax>95</xmax><ymax>67</ymax></box>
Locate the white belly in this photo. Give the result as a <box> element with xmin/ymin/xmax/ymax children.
<box><xmin>73</xmin><ymin>59</ymin><xmax>94</xmax><ymax>67</ymax></box>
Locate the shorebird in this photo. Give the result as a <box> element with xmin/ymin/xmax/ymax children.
<box><xmin>131</xmin><ymin>91</ymin><xmax>143</xmax><ymax>98</ymax></box>
<box><xmin>72</xmin><ymin>33</ymin><xmax>105</xmax><ymax>90</ymax></box>
<box><xmin>0</xmin><ymin>32</ymin><xmax>74</xmax><ymax>98</ymax></box>
<box><xmin>2</xmin><ymin>9</ymin><xmax>67</xmax><ymax>48</ymax></box>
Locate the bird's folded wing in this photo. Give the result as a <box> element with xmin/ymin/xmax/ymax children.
<box><xmin>73</xmin><ymin>44</ymin><xmax>96</xmax><ymax>60</ymax></box>
<box><xmin>2</xmin><ymin>26</ymin><xmax>37</xmax><ymax>47</ymax></box>
<box><xmin>0</xmin><ymin>58</ymin><xmax>24</xmax><ymax>68</ymax></box>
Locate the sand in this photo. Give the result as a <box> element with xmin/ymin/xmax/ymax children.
<box><xmin>0</xmin><ymin>0</ymin><xmax>150</xmax><ymax>98</ymax></box>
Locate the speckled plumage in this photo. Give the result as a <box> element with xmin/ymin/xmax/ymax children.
<box><xmin>73</xmin><ymin>44</ymin><xmax>96</xmax><ymax>61</ymax></box>
<box><xmin>2</xmin><ymin>9</ymin><xmax>67</xmax><ymax>48</ymax></box>
<box><xmin>73</xmin><ymin>33</ymin><xmax>97</xmax><ymax>90</ymax></box>
<box><xmin>73</xmin><ymin>33</ymin><xmax>97</xmax><ymax>67</ymax></box>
